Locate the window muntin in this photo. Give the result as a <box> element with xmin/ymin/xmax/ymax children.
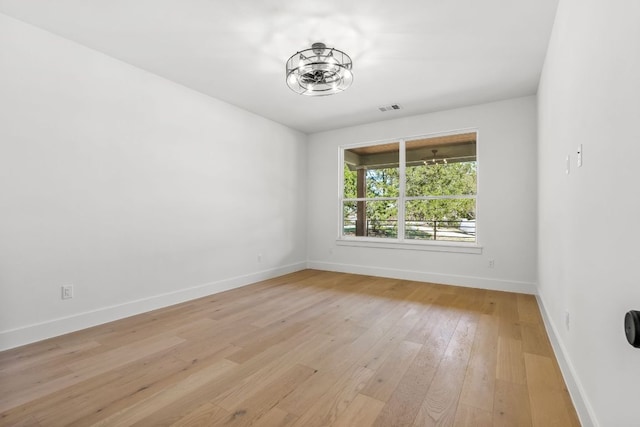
<box><xmin>341</xmin><ymin>132</ymin><xmax>477</xmax><ymax>244</ymax></box>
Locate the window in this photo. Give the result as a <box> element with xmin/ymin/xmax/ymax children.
<box><xmin>341</xmin><ymin>131</ymin><xmax>477</xmax><ymax>245</ymax></box>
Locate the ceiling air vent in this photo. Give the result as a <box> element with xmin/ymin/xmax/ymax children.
<box><xmin>378</xmin><ymin>104</ymin><xmax>402</xmax><ymax>112</ymax></box>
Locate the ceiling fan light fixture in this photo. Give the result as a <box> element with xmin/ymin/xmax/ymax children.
<box><xmin>286</xmin><ymin>42</ymin><xmax>353</xmax><ymax>96</ymax></box>
<box><xmin>422</xmin><ymin>149</ymin><xmax>450</xmax><ymax>165</ymax></box>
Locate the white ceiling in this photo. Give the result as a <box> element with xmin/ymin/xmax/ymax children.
<box><xmin>0</xmin><ymin>0</ymin><xmax>559</xmax><ymax>134</ymax></box>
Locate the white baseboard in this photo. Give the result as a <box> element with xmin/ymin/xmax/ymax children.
<box><xmin>307</xmin><ymin>260</ymin><xmax>536</xmax><ymax>294</ymax></box>
<box><xmin>536</xmin><ymin>294</ymin><xmax>599</xmax><ymax>427</ymax></box>
<box><xmin>0</xmin><ymin>262</ymin><xmax>306</xmax><ymax>351</ymax></box>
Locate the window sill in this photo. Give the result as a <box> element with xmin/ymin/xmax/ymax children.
<box><xmin>335</xmin><ymin>238</ymin><xmax>483</xmax><ymax>254</ymax></box>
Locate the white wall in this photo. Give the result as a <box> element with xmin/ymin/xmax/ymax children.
<box><xmin>307</xmin><ymin>97</ymin><xmax>538</xmax><ymax>293</ymax></box>
<box><xmin>537</xmin><ymin>0</ymin><xmax>640</xmax><ymax>425</ymax></box>
<box><xmin>0</xmin><ymin>14</ymin><xmax>307</xmax><ymax>350</ymax></box>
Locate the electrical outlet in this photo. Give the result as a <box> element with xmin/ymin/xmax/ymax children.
<box><xmin>488</xmin><ymin>259</ymin><xmax>495</xmax><ymax>268</ymax></box>
<box><xmin>61</xmin><ymin>285</ymin><xmax>73</xmax><ymax>300</ymax></box>
<box><xmin>257</xmin><ymin>253</ymin><xmax>262</xmax><ymax>262</ymax></box>
<box><xmin>565</xmin><ymin>310</ymin><xmax>570</xmax><ymax>331</ymax></box>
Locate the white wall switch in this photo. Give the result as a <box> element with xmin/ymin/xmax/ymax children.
<box><xmin>577</xmin><ymin>144</ymin><xmax>583</xmax><ymax>167</ymax></box>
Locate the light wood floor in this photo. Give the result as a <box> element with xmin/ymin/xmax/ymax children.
<box><xmin>0</xmin><ymin>270</ymin><xmax>580</xmax><ymax>426</ymax></box>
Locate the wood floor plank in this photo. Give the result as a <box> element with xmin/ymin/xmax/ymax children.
<box><xmin>520</xmin><ymin>322</ymin><xmax>554</xmax><ymax>357</ymax></box>
<box><xmin>458</xmin><ymin>314</ymin><xmax>499</xmax><ymax>412</ymax></box>
<box><xmin>276</xmin><ymin>370</ymin><xmax>338</xmax><ymax>416</ymax></box>
<box><xmin>306</xmin><ymin>299</ymin><xmax>421</xmax><ymax>377</ymax></box>
<box><xmin>250</xmin><ymin>407</ymin><xmax>298</xmax><ymax>427</ymax></box>
<box><xmin>1</xmin><ymin>353</ymin><xmax>188</xmax><ymax>426</ymax></box>
<box><xmin>213</xmin><ymin>335</ymin><xmax>327</xmax><ymax>411</ymax></box>
<box><xmin>355</xmin><ymin>310</ymin><xmax>420</xmax><ymax>373</ymax></box>
<box><xmin>495</xmin><ymin>292</ymin><xmax>522</xmax><ymax>340</ymax></box>
<box><xmin>493</xmin><ymin>379</ymin><xmax>532</xmax><ymax>427</ymax></box>
<box><xmin>0</xmin><ymin>340</ymin><xmax>101</xmax><ymax>376</ymax></box>
<box><xmin>371</xmin><ymin>343</ymin><xmax>439</xmax><ymax>427</ymax></box>
<box><xmin>169</xmin><ymin>403</ymin><xmax>230</xmax><ymax>427</ymax></box>
<box><xmin>248</xmin><ymin>287</ymin><xmax>338</xmax><ymax>328</ymax></box>
<box><xmin>34</xmin><ymin>354</ymin><xmax>191</xmax><ymax>426</ymax></box>
<box><xmin>4</xmin><ymin>415</ymin><xmax>42</xmax><ymax>427</ymax></box>
<box><xmin>0</xmin><ymin>335</ymin><xmax>185</xmax><ymax>414</ymax></box>
<box><xmin>89</xmin><ymin>358</ymin><xmax>238</xmax><ymax>426</ymax></box>
<box><xmin>413</xmin><ymin>314</ymin><xmax>478</xmax><ymax>427</ymax></box>
<box><xmin>517</xmin><ymin>294</ymin><xmax>542</xmax><ymax>324</ymax></box>
<box><xmin>331</xmin><ymin>393</ymin><xmax>386</xmax><ymax>427</ymax></box>
<box><xmin>227</xmin><ymin>320</ymin><xmax>311</xmax><ymax>364</ymax></box>
<box><xmin>214</xmin><ymin>364</ymin><xmax>316</xmax><ymax>427</ymax></box>
<box><xmin>524</xmin><ymin>353</ymin><xmax>581</xmax><ymax>427</ymax></box>
<box><xmin>496</xmin><ymin>336</ymin><xmax>527</xmax><ymax>385</ymax></box>
<box><xmin>290</xmin><ymin>366</ymin><xmax>375</xmax><ymax>427</ymax></box>
<box><xmin>453</xmin><ymin>404</ymin><xmax>493</xmax><ymax>427</ymax></box>
<box><xmin>404</xmin><ymin>303</ymin><xmax>439</xmax><ymax>345</ymax></box>
<box><xmin>0</xmin><ymin>270</ymin><xmax>579</xmax><ymax>427</ymax></box>
<box><xmin>67</xmin><ymin>343</ymin><xmax>241</xmax><ymax>426</ymax></box>
<box><xmin>360</xmin><ymin>340</ymin><xmax>422</xmax><ymax>402</ymax></box>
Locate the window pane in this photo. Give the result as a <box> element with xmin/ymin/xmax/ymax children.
<box><xmin>343</xmin><ymin>164</ymin><xmax>358</xmax><ymax>199</ymax></box>
<box><xmin>406</xmin><ymin>135</ymin><xmax>477</xmax><ymax>197</ymax></box>
<box><xmin>405</xmin><ymin>199</ymin><xmax>476</xmax><ymax>242</ymax></box>
<box><xmin>367</xmin><ymin>200</ymin><xmax>398</xmax><ymax>238</ymax></box>
<box><xmin>365</xmin><ymin>167</ymin><xmax>399</xmax><ymax>198</ymax></box>
<box><xmin>342</xmin><ymin>201</ymin><xmax>357</xmax><ymax>236</ymax></box>
<box><xmin>344</xmin><ymin>143</ymin><xmax>399</xmax><ymax>199</ymax></box>
<box><xmin>342</xmin><ymin>200</ymin><xmax>398</xmax><ymax>238</ymax></box>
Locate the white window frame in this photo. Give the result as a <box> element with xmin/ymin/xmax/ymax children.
<box><xmin>337</xmin><ymin>129</ymin><xmax>482</xmax><ymax>254</ymax></box>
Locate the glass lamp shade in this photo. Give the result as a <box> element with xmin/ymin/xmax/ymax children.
<box><xmin>286</xmin><ymin>43</ymin><xmax>353</xmax><ymax>96</ymax></box>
